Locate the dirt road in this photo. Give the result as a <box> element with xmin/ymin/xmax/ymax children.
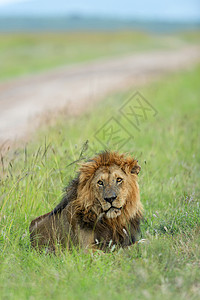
<box><xmin>0</xmin><ymin>45</ymin><xmax>199</xmax><ymax>142</ymax></box>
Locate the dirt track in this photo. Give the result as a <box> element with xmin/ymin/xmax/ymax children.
<box><xmin>0</xmin><ymin>45</ymin><xmax>200</xmax><ymax>142</ymax></box>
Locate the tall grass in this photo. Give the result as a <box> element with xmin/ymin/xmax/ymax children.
<box><xmin>0</xmin><ymin>65</ymin><xmax>200</xmax><ymax>299</ymax></box>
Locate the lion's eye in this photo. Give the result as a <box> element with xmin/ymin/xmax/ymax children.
<box><xmin>116</xmin><ymin>177</ymin><xmax>123</xmax><ymax>183</ymax></box>
<box><xmin>97</xmin><ymin>180</ymin><xmax>104</xmax><ymax>186</ymax></box>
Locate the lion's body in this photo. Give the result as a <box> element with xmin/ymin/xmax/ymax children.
<box><xmin>30</xmin><ymin>152</ymin><xmax>143</xmax><ymax>252</ymax></box>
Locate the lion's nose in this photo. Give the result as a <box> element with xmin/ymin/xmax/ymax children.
<box><xmin>104</xmin><ymin>195</ymin><xmax>117</xmax><ymax>204</ymax></box>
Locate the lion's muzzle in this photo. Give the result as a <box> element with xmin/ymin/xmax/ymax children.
<box><xmin>105</xmin><ymin>206</ymin><xmax>122</xmax><ymax>219</ymax></box>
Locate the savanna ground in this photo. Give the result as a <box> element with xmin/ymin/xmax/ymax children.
<box><xmin>0</xmin><ymin>31</ymin><xmax>200</xmax><ymax>299</ymax></box>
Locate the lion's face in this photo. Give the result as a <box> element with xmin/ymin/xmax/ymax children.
<box><xmin>91</xmin><ymin>164</ymin><xmax>136</xmax><ymax>219</ymax></box>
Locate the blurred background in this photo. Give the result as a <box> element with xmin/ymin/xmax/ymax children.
<box><xmin>0</xmin><ymin>0</ymin><xmax>200</xmax><ymax>80</ymax></box>
<box><xmin>0</xmin><ymin>0</ymin><xmax>200</xmax><ymax>141</ymax></box>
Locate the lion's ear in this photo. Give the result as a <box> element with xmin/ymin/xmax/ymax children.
<box><xmin>131</xmin><ymin>162</ymin><xmax>141</xmax><ymax>175</ymax></box>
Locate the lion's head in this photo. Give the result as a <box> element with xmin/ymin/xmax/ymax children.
<box><xmin>74</xmin><ymin>151</ymin><xmax>142</xmax><ymax>226</ymax></box>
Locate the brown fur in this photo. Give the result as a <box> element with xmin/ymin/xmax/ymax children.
<box><xmin>29</xmin><ymin>151</ymin><xmax>143</xmax><ymax>252</ymax></box>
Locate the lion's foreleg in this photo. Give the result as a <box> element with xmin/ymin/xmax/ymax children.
<box><xmin>77</xmin><ymin>228</ymin><xmax>97</xmax><ymax>252</ymax></box>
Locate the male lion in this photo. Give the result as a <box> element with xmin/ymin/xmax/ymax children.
<box><xmin>29</xmin><ymin>151</ymin><xmax>143</xmax><ymax>252</ymax></box>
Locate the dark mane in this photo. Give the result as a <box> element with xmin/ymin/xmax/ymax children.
<box><xmin>50</xmin><ymin>176</ymin><xmax>79</xmax><ymax>216</ymax></box>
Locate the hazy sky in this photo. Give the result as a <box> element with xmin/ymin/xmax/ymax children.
<box><xmin>0</xmin><ymin>0</ymin><xmax>199</xmax><ymax>21</ymax></box>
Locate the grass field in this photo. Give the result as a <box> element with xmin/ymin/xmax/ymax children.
<box><xmin>0</xmin><ymin>31</ymin><xmax>200</xmax><ymax>81</ymax></box>
<box><xmin>0</xmin><ymin>63</ymin><xmax>200</xmax><ymax>299</ymax></box>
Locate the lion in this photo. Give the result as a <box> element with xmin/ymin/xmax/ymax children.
<box><xmin>29</xmin><ymin>151</ymin><xmax>143</xmax><ymax>252</ymax></box>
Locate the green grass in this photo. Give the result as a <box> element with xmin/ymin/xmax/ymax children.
<box><xmin>0</xmin><ymin>31</ymin><xmax>200</xmax><ymax>81</ymax></box>
<box><xmin>0</xmin><ymin>65</ymin><xmax>200</xmax><ymax>299</ymax></box>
